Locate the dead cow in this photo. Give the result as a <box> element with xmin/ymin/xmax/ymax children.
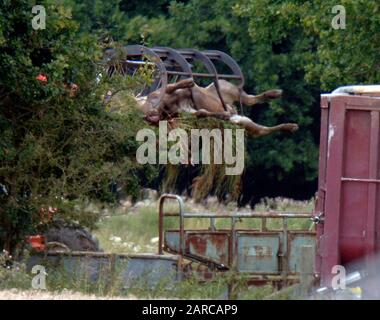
<box><xmin>136</xmin><ymin>78</ymin><xmax>299</xmax><ymax>137</ymax></box>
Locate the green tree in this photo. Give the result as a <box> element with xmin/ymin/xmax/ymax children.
<box><xmin>234</xmin><ymin>0</ymin><xmax>380</xmax><ymax>200</ymax></box>
<box><xmin>61</xmin><ymin>0</ymin><xmax>129</xmax><ymax>40</ymax></box>
<box><xmin>300</xmin><ymin>0</ymin><xmax>380</xmax><ymax>89</ymax></box>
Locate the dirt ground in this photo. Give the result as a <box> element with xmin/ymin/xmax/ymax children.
<box><xmin>0</xmin><ymin>289</ymin><xmax>136</xmax><ymax>300</ymax></box>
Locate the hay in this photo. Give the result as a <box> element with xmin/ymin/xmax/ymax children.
<box><xmin>162</xmin><ymin>114</ymin><xmax>244</xmax><ymax>202</ymax></box>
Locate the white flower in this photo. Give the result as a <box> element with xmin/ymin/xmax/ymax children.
<box><xmin>109</xmin><ymin>235</ymin><xmax>122</xmax><ymax>243</ymax></box>
<box><xmin>113</xmin><ymin>237</ymin><xmax>122</xmax><ymax>243</ymax></box>
<box><xmin>132</xmin><ymin>245</ymin><xmax>141</xmax><ymax>253</ymax></box>
<box><xmin>150</xmin><ymin>237</ymin><xmax>159</xmax><ymax>244</ymax></box>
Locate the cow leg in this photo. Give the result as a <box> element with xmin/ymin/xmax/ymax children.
<box><xmin>209</xmin><ymin>80</ymin><xmax>282</xmax><ymax>107</ymax></box>
<box><xmin>195</xmin><ymin>110</ymin><xmax>298</xmax><ymax>137</ymax></box>
<box><xmin>229</xmin><ymin>115</ymin><xmax>298</xmax><ymax>137</ymax></box>
<box><xmin>241</xmin><ymin>89</ymin><xmax>283</xmax><ymax>106</ymax></box>
<box><xmin>165</xmin><ymin>78</ymin><xmax>194</xmax><ymax>94</ymax></box>
<box><xmin>194</xmin><ymin>109</ymin><xmax>232</xmax><ymax>120</ymax></box>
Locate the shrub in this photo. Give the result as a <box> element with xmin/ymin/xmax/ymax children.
<box><xmin>0</xmin><ymin>0</ymin><xmax>158</xmax><ymax>253</ymax></box>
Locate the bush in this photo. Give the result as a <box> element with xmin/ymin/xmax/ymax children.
<box><xmin>0</xmin><ymin>0</ymin><xmax>158</xmax><ymax>253</ymax></box>
<box><xmin>0</xmin><ymin>250</ymin><xmax>31</xmax><ymax>290</ymax></box>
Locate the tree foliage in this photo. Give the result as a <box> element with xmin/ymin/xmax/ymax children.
<box><xmin>0</xmin><ymin>0</ymin><xmax>157</xmax><ymax>252</ymax></box>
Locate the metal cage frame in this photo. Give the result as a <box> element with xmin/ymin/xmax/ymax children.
<box><xmin>105</xmin><ymin>45</ymin><xmax>245</xmax><ymax>110</ymax></box>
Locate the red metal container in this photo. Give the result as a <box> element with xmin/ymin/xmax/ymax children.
<box><xmin>315</xmin><ymin>86</ymin><xmax>380</xmax><ymax>286</ymax></box>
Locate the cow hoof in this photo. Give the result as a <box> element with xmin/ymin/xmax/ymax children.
<box><xmin>179</xmin><ymin>78</ymin><xmax>195</xmax><ymax>89</ymax></box>
<box><xmin>263</xmin><ymin>89</ymin><xmax>283</xmax><ymax>100</ymax></box>
<box><xmin>282</xmin><ymin>123</ymin><xmax>299</xmax><ymax>132</ymax></box>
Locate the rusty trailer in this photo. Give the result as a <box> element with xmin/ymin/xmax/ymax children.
<box><xmin>158</xmin><ymin>194</ymin><xmax>316</xmax><ymax>287</ymax></box>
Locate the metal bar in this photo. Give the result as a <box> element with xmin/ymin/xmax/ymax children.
<box><xmin>123</xmin><ymin>45</ymin><xmax>168</xmax><ymax>106</ymax></box>
<box><xmin>341</xmin><ymin>177</ymin><xmax>380</xmax><ymax>183</ymax></box>
<box><xmin>39</xmin><ymin>251</ymin><xmax>180</xmax><ymax>260</ymax></box>
<box><xmin>153</xmin><ymin>47</ymin><xmax>193</xmax><ymax>81</ymax></box>
<box><xmin>176</xmin><ymin>48</ymin><xmax>228</xmax><ymax>111</ymax></box>
<box><xmin>179</xmin><ymin>200</ymin><xmax>185</xmax><ymax>256</ymax></box>
<box><xmin>314</xmin><ymin>96</ymin><xmax>330</xmax><ymax>279</ymax></box>
<box><xmin>203</xmin><ymin>49</ymin><xmax>245</xmax><ymax>90</ymax></box>
<box><xmin>262</xmin><ymin>217</ymin><xmax>267</xmax><ymax>231</ymax></box>
<box><xmin>158</xmin><ymin>196</ymin><xmax>164</xmax><ymax>255</ymax></box>
<box><xmin>176</xmin><ymin>252</ymin><xmax>227</xmax><ymax>268</ymax></box>
<box><xmin>162</xmin><ymin>212</ymin><xmax>312</xmax><ymax>218</ymax></box>
<box><xmin>281</xmin><ymin>217</ymin><xmax>289</xmax><ymax>286</ymax></box>
<box><xmin>231</xmin><ymin>217</ymin><xmax>236</xmax><ymax>270</ymax></box>
<box><xmin>366</xmin><ymin>111</ymin><xmax>379</xmax><ymax>257</ymax></box>
<box><xmin>125</xmin><ymin>60</ymin><xmax>156</xmax><ymax>66</ymax></box>
<box><xmin>321</xmin><ymin>97</ymin><xmax>346</xmax><ymax>286</ymax></box>
<box><xmin>227</xmin><ymin>272</ymin><xmax>302</xmax><ymax>277</ymax></box>
<box><xmin>317</xmin><ymin>96</ymin><xmax>330</xmax><ymax>205</ymax></box>
<box><xmin>166</xmin><ymin>70</ymin><xmax>242</xmax><ymax>79</ymax></box>
<box><xmin>209</xmin><ymin>218</ymin><xmax>216</xmax><ymax>231</ymax></box>
<box><xmin>158</xmin><ymin>194</ymin><xmax>185</xmax><ymax>255</ymax></box>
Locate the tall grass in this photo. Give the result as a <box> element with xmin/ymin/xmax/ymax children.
<box><xmin>32</xmin><ymin>264</ymin><xmax>278</xmax><ymax>299</ymax></box>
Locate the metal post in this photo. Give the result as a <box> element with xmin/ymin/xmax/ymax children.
<box><xmin>158</xmin><ymin>197</ymin><xmax>164</xmax><ymax>255</ymax></box>
<box><xmin>179</xmin><ymin>198</ymin><xmax>185</xmax><ymax>256</ymax></box>
<box><xmin>158</xmin><ymin>194</ymin><xmax>185</xmax><ymax>255</ymax></box>
<box><xmin>281</xmin><ymin>217</ymin><xmax>289</xmax><ymax>286</ymax></box>
<box><xmin>227</xmin><ymin>217</ymin><xmax>239</xmax><ymax>300</ymax></box>
<box><xmin>209</xmin><ymin>217</ymin><xmax>216</xmax><ymax>231</ymax></box>
<box><xmin>230</xmin><ymin>217</ymin><xmax>236</xmax><ymax>269</ymax></box>
<box><xmin>262</xmin><ymin>217</ymin><xmax>267</xmax><ymax>232</ymax></box>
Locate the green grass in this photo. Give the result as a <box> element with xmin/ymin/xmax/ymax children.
<box><xmin>94</xmin><ymin>206</ymin><xmax>180</xmax><ymax>253</ymax></box>
<box><xmin>43</xmin><ymin>260</ymin><xmax>277</xmax><ymax>300</ymax></box>
<box><xmin>0</xmin><ymin>252</ymin><xmax>32</xmax><ymax>290</ymax></box>
<box><xmin>94</xmin><ymin>197</ymin><xmax>315</xmax><ymax>254</ymax></box>
<box><xmin>0</xmin><ymin>265</ymin><xmax>32</xmax><ymax>290</ymax></box>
